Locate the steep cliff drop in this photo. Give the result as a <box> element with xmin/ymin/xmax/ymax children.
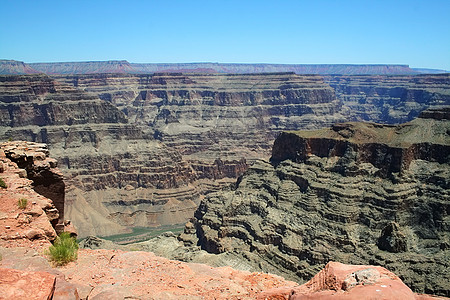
<box><xmin>0</xmin><ymin>141</ymin><xmax>71</xmax><ymax>248</ymax></box>
<box><xmin>184</xmin><ymin>107</ymin><xmax>450</xmax><ymax>296</ymax></box>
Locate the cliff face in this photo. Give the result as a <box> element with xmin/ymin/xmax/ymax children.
<box><xmin>271</xmin><ymin>107</ymin><xmax>450</xmax><ymax>175</ymax></box>
<box><xmin>186</xmin><ymin>109</ymin><xmax>450</xmax><ymax>296</ymax></box>
<box><xmin>1</xmin><ymin>73</ymin><xmax>449</xmax><ymax>239</ymax></box>
<box><xmin>55</xmin><ymin>72</ymin><xmax>346</xmax><ymax>170</ymax></box>
<box><xmin>325</xmin><ymin>74</ymin><xmax>450</xmax><ymax>124</ymax></box>
<box><xmin>55</xmin><ymin>72</ymin><xmax>449</xmax><ymax>176</ymax></box>
<box><xmin>0</xmin><ymin>141</ymin><xmax>64</xmax><ymax>248</ymax></box>
<box><xmin>1</xmin><ymin>141</ymin><xmax>65</xmax><ymax>231</ymax></box>
<box><xmin>0</xmin><ymin>74</ymin><xmax>127</xmax><ymax>127</ymax></box>
<box><xmin>0</xmin><ymin>60</ymin><xmax>40</xmax><ymax>75</ymax></box>
<box><xmin>0</xmin><ymin>75</ymin><xmax>200</xmax><ymax>237</ymax></box>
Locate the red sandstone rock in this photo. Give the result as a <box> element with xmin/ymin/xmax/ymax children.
<box><xmin>0</xmin><ymin>267</ymin><xmax>55</xmax><ymax>300</ymax></box>
<box><xmin>259</xmin><ymin>262</ymin><xmax>450</xmax><ymax>300</ymax></box>
<box><xmin>0</xmin><ymin>144</ymin><xmax>61</xmax><ymax>249</ymax></box>
<box><xmin>58</xmin><ymin>248</ymin><xmax>298</xmax><ymax>299</ymax></box>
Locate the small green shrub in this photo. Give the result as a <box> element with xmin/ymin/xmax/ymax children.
<box><xmin>0</xmin><ymin>178</ymin><xmax>6</xmax><ymax>189</ymax></box>
<box><xmin>18</xmin><ymin>198</ymin><xmax>28</xmax><ymax>209</ymax></box>
<box><xmin>48</xmin><ymin>232</ymin><xmax>78</xmax><ymax>266</ymax></box>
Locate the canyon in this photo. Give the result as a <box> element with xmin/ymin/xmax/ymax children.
<box><xmin>0</xmin><ymin>75</ymin><xmax>200</xmax><ymax>237</ymax></box>
<box><xmin>1</xmin><ymin>143</ymin><xmax>443</xmax><ymax>299</ymax></box>
<box><xmin>0</xmin><ymin>71</ymin><xmax>449</xmax><ymax>239</ymax></box>
<box><xmin>0</xmin><ymin>68</ymin><xmax>449</xmax><ymax>296</ymax></box>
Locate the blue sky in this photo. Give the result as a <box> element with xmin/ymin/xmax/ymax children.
<box><xmin>1</xmin><ymin>0</ymin><xmax>449</xmax><ymax>69</ymax></box>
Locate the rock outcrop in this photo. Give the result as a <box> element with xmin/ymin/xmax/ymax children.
<box><xmin>0</xmin><ymin>142</ymin><xmax>62</xmax><ymax>248</ymax></box>
<box><xmin>1</xmin><ymin>141</ymin><xmax>65</xmax><ymax>229</ymax></box>
<box><xmin>0</xmin><ymin>268</ymin><xmax>56</xmax><ymax>300</ymax></box>
<box><xmin>1</xmin><ymin>245</ymin><xmax>446</xmax><ymax>299</ymax></box>
<box><xmin>185</xmin><ymin>108</ymin><xmax>450</xmax><ymax>296</ymax></box>
<box><xmin>0</xmin><ymin>246</ymin><xmax>298</xmax><ymax>300</ymax></box>
<box><xmin>259</xmin><ymin>262</ymin><xmax>447</xmax><ymax>300</ymax></box>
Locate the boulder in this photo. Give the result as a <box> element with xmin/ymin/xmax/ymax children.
<box><xmin>259</xmin><ymin>262</ymin><xmax>419</xmax><ymax>300</ymax></box>
<box><xmin>377</xmin><ymin>222</ymin><xmax>407</xmax><ymax>253</ymax></box>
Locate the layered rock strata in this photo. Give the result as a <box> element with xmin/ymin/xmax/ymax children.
<box><xmin>1</xmin><ymin>73</ymin><xmax>449</xmax><ymax>238</ymax></box>
<box><xmin>1</xmin><ymin>59</ymin><xmax>422</xmax><ymax>75</ymax></box>
<box><xmin>56</xmin><ymin>72</ymin><xmax>347</xmax><ymax>171</ymax></box>
<box><xmin>325</xmin><ymin>74</ymin><xmax>450</xmax><ymax>124</ymax></box>
<box><xmin>56</xmin><ymin>73</ymin><xmax>450</xmax><ymax>164</ymax></box>
<box><xmin>185</xmin><ymin>109</ymin><xmax>450</xmax><ymax>296</ymax></box>
<box><xmin>0</xmin><ymin>75</ymin><xmax>200</xmax><ymax>237</ymax></box>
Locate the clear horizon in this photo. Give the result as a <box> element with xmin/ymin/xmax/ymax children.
<box><xmin>1</xmin><ymin>0</ymin><xmax>449</xmax><ymax>70</ymax></box>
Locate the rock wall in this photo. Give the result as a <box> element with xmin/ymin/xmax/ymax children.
<box><xmin>325</xmin><ymin>74</ymin><xmax>450</xmax><ymax>124</ymax></box>
<box><xmin>185</xmin><ymin>109</ymin><xmax>450</xmax><ymax>296</ymax></box>
<box><xmin>1</xmin><ymin>73</ymin><xmax>449</xmax><ymax>239</ymax></box>
<box><xmin>1</xmin><ymin>141</ymin><xmax>65</xmax><ymax>230</ymax></box>
<box><xmin>56</xmin><ymin>73</ymin><xmax>450</xmax><ymax>163</ymax></box>
<box><xmin>55</xmin><ymin>72</ymin><xmax>347</xmax><ymax>165</ymax></box>
<box><xmin>0</xmin><ymin>141</ymin><xmax>62</xmax><ymax>248</ymax></box>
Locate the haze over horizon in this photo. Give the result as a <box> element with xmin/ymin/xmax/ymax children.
<box><xmin>1</xmin><ymin>0</ymin><xmax>449</xmax><ymax>70</ymax></box>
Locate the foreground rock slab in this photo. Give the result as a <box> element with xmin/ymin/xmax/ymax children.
<box><xmin>0</xmin><ymin>267</ymin><xmax>55</xmax><ymax>300</ymax></box>
<box><xmin>260</xmin><ymin>262</ymin><xmax>448</xmax><ymax>300</ymax></box>
<box><xmin>58</xmin><ymin>248</ymin><xmax>298</xmax><ymax>299</ymax></box>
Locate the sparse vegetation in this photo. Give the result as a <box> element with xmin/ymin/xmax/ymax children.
<box><xmin>18</xmin><ymin>198</ymin><xmax>28</xmax><ymax>209</ymax></box>
<box><xmin>0</xmin><ymin>177</ymin><xmax>6</xmax><ymax>189</ymax></box>
<box><xmin>47</xmin><ymin>232</ymin><xmax>78</xmax><ymax>266</ymax></box>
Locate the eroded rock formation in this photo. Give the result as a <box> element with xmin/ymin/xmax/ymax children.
<box><xmin>260</xmin><ymin>262</ymin><xmax>444</xmax><ymax>300</ymax></box>
<box><xmin>185</xmin><ymin>108</ymin><xmax>450</xmax><ymax>296</ymax></box>
<box><xmin>0</xmin><ymin>142</ymin><xmax>62</xmax><ymax>248</ymax></box>
<box><xmin>55</xmin><ymin>72</ymin><xmax>348</xmax><ymax>169</ymax></box>
<box><xmin>325</xmin><ymin>74</ymin><xmax>450</xmax><ymax>123</ymax></box>
<box><xmin>1</xmin><ymin>72</ymin><xmax>449</xmax><ymax>238</ymax></box>
<box><xmin>1</xmin><ymin>141</ymin><xmax>65</xmax><ymax>229</ymax></box>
